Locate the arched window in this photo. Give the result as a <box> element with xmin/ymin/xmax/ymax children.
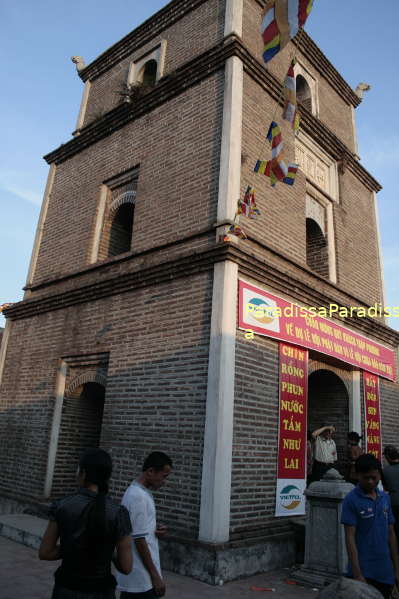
<box><xmin>306</xmin><ymin>218</ymin><xmax>329</xmax><ymax>277</ymax></box>
<box><xmin>140</xmin><ymin>59</ymin><xmax>158</xmax><ymax>87</ymax></box>
<box><xmin>297</xmin><ymin>74</ymin><xmax>313</xmax><ymax>112</ymax></box>
<box><xmin>108</xmin><ymin>202</ymin><xmax>134</xmax><ymax>258</ymax></box>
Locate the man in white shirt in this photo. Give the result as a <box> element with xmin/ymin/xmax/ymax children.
<box><xmin>117</xmin><ymin>452</ymin><xmax>173</xmax><ymax>598</ymax></box>
<box><xmin>311</xmin><ymin>424</ymin><xmax>337</xmax><ymax>482</ymax></box>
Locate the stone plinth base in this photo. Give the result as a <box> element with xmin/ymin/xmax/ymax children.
<box><xmin>290</xmin><ymin>566</ymin><xmax>340</xmax><ymax>588</ymax></box>
<box><xmin>160</xmin><ymin>531</ymin><xmax>296</xmax><ymax>585</ymax></box>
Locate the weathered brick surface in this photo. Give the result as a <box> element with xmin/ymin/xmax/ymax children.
<box><xmin>231</xmin><ymin>332</ymin><xmax>281</xmax><ymax>536</ymax></box>
<box><xmin>380</xmin><ymin>379</ymin><xmax>399</xmax><ymax>450</ymax></box>
<box><xmin>34</xmin><ymin>72</ymin><xmax>224</xmax><ymax>286</ymax></box>
<box><xmin>242</xmin><ymin>73</ymin><xmax>307</xmax><ymax>265</ymax></box>
<box><xmin>82</xmin><ymin>0</ymin><xmax>226</xmax><ymax>127</ymax></box>
<box><xmin>334</xmin><ymin>170</ymin><xmax>383</xmax><ymax>305</ymax></box>
<box><xmin>0</xmin><ymin>272</ymin><xmax>212</xmax><ymax>537</ymax></box>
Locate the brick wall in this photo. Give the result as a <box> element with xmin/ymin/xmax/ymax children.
<box><xmin>82</xmin><ymin>0</ymin><xmax>226</xmax><ymax>127</ymax></box>
<box><xmin>242</xmin><ymin>72</ymin><xmax>307</xmax><ymax>265</ymax></box>
<box><xmin>34</xmin><ymin>71</ymin><xmax>224</xmax><ymax>284</ymax></box>
<box><xmin>0</xmin><ymin>315</ymin><xmax>60</xmax><ymax>500</ymax></box>
<box><xmin>380</xmin><ymin>379</ymin><xmax>399</xmax><ymax>451</ymax></box>
<box><xmin>334</xmin><ymin>170</ymin><xmax>383</xmax><ymax>306</ymax></box>
<box><xmin>0</xmin><ymin>272</ymin><xmax>212</xmax><ymax>537</ymax></box>
<box><xmin>33</xmin><ymin>72</ymin><xmax>224</xmax><ymax>286</ymax></box>
<box><xmin>231</xmin><ymin>332</ymin><xmax>281</xmax><ymax>536</ymax></box>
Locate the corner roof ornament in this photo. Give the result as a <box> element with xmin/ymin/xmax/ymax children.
<box><xmin>354</xmin><ymin>82</ymin><xmax>371</xmax><ymax>99</ymax></box>
<box><xmin>71</xmin><ymin>56</ymin><xmax>86</xmax><ymax>73</ymax></box>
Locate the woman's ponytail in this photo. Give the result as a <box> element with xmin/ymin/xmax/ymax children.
<box><xmin>78</xmin><ymin>449</ymin><xmax>112</xmax><ymax>544</ymax></box>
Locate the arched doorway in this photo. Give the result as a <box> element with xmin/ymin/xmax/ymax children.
<box><xmin>139</xmin><ymin>59</ymin><xmax>158</xmax><ymax>86</ymax></box>
<box><xmin>51</xmin><ymin>380</ymin><xmax>106</xmax><ymax>496</ymax></box>
<box><xmin>308</xmin><ymin>369</ymin><xmax>349</xmax><ymax>474</ymax></box>
<box><xmin>306</xmin><ymin>218</ymin><xmax>329</xmax><ymax>278</ymax></box>
<box><xmin>296</xmin><ymin>74</ymin><xmax>313</xmax><ymax>112</ymax></box>
<box><xmin>108</xmin><ymin>202</ymin><xmax>134</xmax><ymax>257</ymax></box>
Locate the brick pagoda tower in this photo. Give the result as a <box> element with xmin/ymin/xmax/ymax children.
<box><xmin>1</xmin><ymin>0</ymin><xmax>398</xmax><ymax>583</ymax></box>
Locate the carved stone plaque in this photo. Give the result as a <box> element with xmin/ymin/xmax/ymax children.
<box><xmin>295</xmin><ymin>141</ymin><xmax>330</xmax><ymax>195</ymax></box>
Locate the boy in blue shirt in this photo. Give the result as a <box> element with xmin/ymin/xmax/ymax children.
<box><xmin>341</xmin><ymin>453</ymin><xmax>399</xmax><ymax>598</ymax></box>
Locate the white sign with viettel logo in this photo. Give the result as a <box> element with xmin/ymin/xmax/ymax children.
<box><xmin>275</xmin><ymin>479</ymin><xmax>307</xmax><ymax>517</ymax></box>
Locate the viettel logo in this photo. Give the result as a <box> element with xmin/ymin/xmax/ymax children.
<box><xmin>247</xmin><ymin>297</ymin><xmax>275</xmax><ymax>324</ymax></box>
<box><xmin>280</xmin><ymin>485</ymin><xmax>302</xmax><ymax>510</ymax></box>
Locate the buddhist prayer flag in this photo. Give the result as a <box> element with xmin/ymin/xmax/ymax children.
<box><xmin>261</xmin><ymin>0</ymin><xmax>314</xmax><ymax>64</ymax></box>
<box><xmin>228</xmin><ymin>224</ymin><xmax>247</xmax><ymax>239</ymax></box>
<box><xmin>283</xmin><ymin>163</ymin><xmax>298</xmax><ymax>185</ymax></box>
<box><xmin>238</xmin><ymin>186</ymin><xmax>261</xmax><ymax>219</ymax></box>
<box><xmin>254</xmin><ymin>122</ymin><xmax>299</xmax><ymax>187</ymax></box>
<box><xmin>267</xmin><ymin>121</ymin><xmax>283</xmax><ymax>158</ymax></box>
<box><xmin>283</xmin><ymin>59</ymin><xmax>300</xmax><ymax>134</ymax></box>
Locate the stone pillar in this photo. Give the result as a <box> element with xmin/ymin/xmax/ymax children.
<box><xmin>292</xmin><ymin>469</ymin><xmax>354</xmax><ymax>587</ymax></box>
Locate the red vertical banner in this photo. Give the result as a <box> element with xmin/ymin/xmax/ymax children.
<box><xmin>363</xmin><ymin>372</ymin><xmax>382</xmax><ymax>460</ymax></box>
<box><xmin>275</xmin><ymin>343</ymin><xmax>308</xmax><ymax>517</ymax></box>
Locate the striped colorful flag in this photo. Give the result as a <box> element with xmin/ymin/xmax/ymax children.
<box><xmin>283</xmin><ymin>163</ymin><xmax>299</xmax><ymax>185</ymax></box>
<box><xmin>238</xmin><ymin>186</ymin><xmax>261</xmax><ymax>219</ymax></box>
<box><xmin>261</xmin><ymin>0</ymin><xmax>314</xmax><ymax>63</ymax></box>
<box><xmin>228</xmin><ymin>224</ymin><xmax>247</xmax><ymax>239</ymax></box>
<box><xmin>267</xmin><ymin>121</ymin><xmax>283</xmax><ymax>158</ymax></box>
<box><xmin>283</xmin><ymin>59</ymin><xmax>300</xmax><ymax>133</ymax></box>
<box><xmin>254</xmin><ymin>122</ymin><xmax>299</xmax><ymax>187</ymax></box>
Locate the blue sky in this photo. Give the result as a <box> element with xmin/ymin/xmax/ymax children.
<box><xmin>1</xmin><ymin>0</ymin><xmax>398</xmax><ymax>330</ymax></box>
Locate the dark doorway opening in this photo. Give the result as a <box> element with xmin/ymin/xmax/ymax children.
<box><xmin>108</xmin><ymin>202</ymin><xmax>134</xmax><ymax>257</ymax></box>
<box><xmin>52</xmin><ymin>382</ymin><xmax>105</xmax><ymax>497</ymax></box>
<box><xmin>141</xmin><ymin>59</ymin><xmax>158</xmax><ymax>87</ymax></box>
<box><xmin>297</xmin><ymin>74</ymin><xmax>312</xmax><ymax>112</ymax></box>
<box><xmin>308</xmin><ymin>369</ymin><xmax>349</xmax><ymax>475</ymax></box>
<box><xmin>306</xmin><ymin>218</ymin><xmax>329</xmax><ymax>278</ymax></box>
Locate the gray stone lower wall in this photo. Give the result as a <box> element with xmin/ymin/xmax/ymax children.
<box><xmin>160</xmin><ymin>532</ymin><xmax>296</xmax><ymax>585</ymax></box>
<box><xmin>0</xmin><ymin>492</ymin><xmax>50</xmax><ymax>517</ymax></box>
<box><xmin>0</xmin><ymin>494</ymin><xmax>33</xmax><ymax>515</ymax></box>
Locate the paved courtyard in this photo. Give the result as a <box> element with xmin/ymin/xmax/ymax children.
<box><xmin>0</xmin><ymin>536</ymin><xmax>319</xmax><ymax>599</ymax></box>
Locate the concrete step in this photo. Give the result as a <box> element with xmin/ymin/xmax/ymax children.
<box><xmin>0</xmin><ymin>514</ymin><xmax>47</xmax><ymax>550</ymax></box>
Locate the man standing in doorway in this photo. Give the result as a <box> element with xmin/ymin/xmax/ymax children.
<box><xmin>311</xmin><ymin>424</ymin><xmax>337</xmax><ymax>482</ymax></box>
<box><xmin>117</xmin><ymin>451</ymin><xmax>173</xmax><ymax>598</ymax></box>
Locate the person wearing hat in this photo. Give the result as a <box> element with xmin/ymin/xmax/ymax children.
<box><xmin>383</xmin><ymin>445</ymin><xmax>399</xmax><ymax>541</ymax></box>
<box><xmin>311</xmin><ymin>424</ymin><xmax>337</xmax><ymax>482</ymax></box>
<box><xmin>346</xmin><ymin>431</ymin><xmax>364</xmax><ymax>485</ymax></box>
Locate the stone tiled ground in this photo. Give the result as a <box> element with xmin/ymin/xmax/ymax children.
<box><xmin>0</xmin><ymin>536</ymin><xmax>318</xmax><ymax>599</ymax></box>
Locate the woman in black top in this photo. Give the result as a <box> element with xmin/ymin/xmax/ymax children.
<box><xmin>39</xmin><ymin>448</ymin><xmax>132</xmax><ymax>599</ymax></box>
